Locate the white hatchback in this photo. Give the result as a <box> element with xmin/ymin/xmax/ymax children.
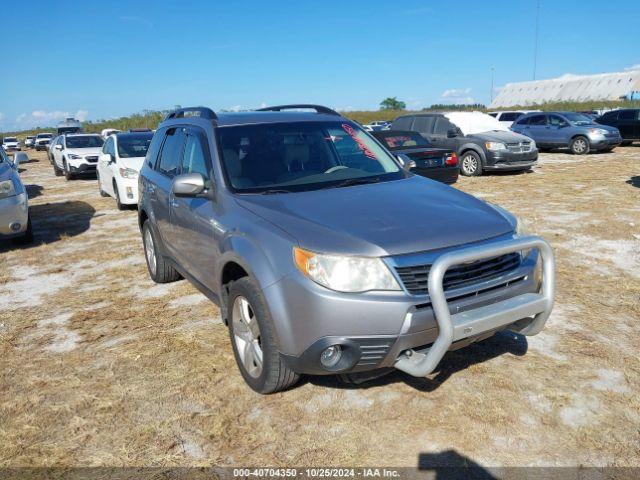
<box><xmin>97</xmin><ymin>131</ymin><xmax>153</xmax><ymax>209</ymax></box>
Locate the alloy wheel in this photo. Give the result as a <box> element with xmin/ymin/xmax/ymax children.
<box><xmin>573</xmin><ymin>138</ymin><xmax>587</xmax><ymax>154</ymax></box>
<box><xmin>232</xmin><ymin>296</ymin><xmax>263</xmax><ymax>378</ymax></box>
<box><xmin>462</xmin><ymin>154</ymin><xmax>478</xmax><ymax>174</ymax></box>
<box><xmin>144</xmin><ymin>228</ymin><xmax>157</xmax><ymax>276</ymax></box>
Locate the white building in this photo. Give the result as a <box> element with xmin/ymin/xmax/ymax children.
<box><xmin>490</xmin><ymin>70</ymin><xmax>640</xmax><ymax>109</ymax></box>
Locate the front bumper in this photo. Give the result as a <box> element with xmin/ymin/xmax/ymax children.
<box><xmin>0</xmin><ymin>193</ymin><xmax>29</xmax><ymax>237</ymax></box>
<box><xmin>116</xmin><ymin>177</ymin><xmax>140</xmax><ymax>204</ymax></box>
<box><xmin>68</xmin><ymin>162</ymin><xmax>97</xmax><ymax>174</ymax></box>
<box><xmin>589</xmin><ymin>134</ymin><xmax>622</xmax><ymax>150</ymax></box>
<box><xmin>271</xmin><ymin>236</ymin><xmax>555</xmax><ymax>376</ymax></box>
<box><xmin>484</xmin><ymin>149</ymin><xmax>538</xmax><ymax>170</ymax></box>
<box><xmin>35</xmin><ymin>143</ymin><xmax>50</xmax><ymax>150</ymax></box>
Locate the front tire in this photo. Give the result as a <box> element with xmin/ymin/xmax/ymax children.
<box><xmin>228</xmin><ymin>277</ymin><xmax>300</xmax><ymax>394</ymax></box>
<box><xmin>142</xmin><ymin>220</ymin><xmax>181</xmax><ymax>283</ymax></box>
<box><xmin>53</xmin><ymin>161</ymin><xmax>63</xmax><ymax>177</ymax></box>
<box><xmin>63</xmin><ymin>160</ymin><xmax>74</xmax><ymax>180</ymax></box>
<box><xmin>570</xmin><ymin>136</ymin><xmax>590</xmax><ymax>155</ymax></box>
<box><xmin>460</xmin><ymin>151</ymin><xmax>483</xmax><ymax>176</ymax></box>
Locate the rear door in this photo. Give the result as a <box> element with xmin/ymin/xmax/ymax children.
<box><xmin>521</xmin><ymin>114</ymin><xmax>548</xmax><ymax>145</ymax></box>
<box><xmin>617</xmin><ymin>110</ymin><xmax>637</xmax><ymax>139</ymax></box>
<box><xmin>169</xmin><ymin>126</ymin><xmax>219</xmax><ymax>290</ymax></box>
<box><xmin>147</xmin><ymin>126</ymin><xmax>186</xmax><ymax>256</ymax></box>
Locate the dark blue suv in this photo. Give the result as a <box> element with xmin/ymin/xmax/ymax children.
<box><xmin>511</xmin><ymin>112</ymin><xmax>622</xmax><ymax>154</ymax></box>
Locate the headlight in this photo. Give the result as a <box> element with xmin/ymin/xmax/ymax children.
<box><xmin>529</xmin><ymin>139</ymin><xmax>537</xmax><ymax>150</ymax></box>
<box><xmin>294</xmin><ymin>247</ymin><xmax>401</xmax><ymax>293</ymax></box>
<box><xmin>485</xmin><ymin>142</ymin><xmax>507</xmax><ymax>151</ymax></box>
<box><xmin>68</xmin><ymin>154</ymin><xmax>81</xmax><ymax>159</ymax></box>
<box><xmin>119</xmin><ymin>167</ymin><xmax>138</xmax><ymax>179</ymax></box>
<box><xmin>588</xmin><ymin>128</ymin><xmax>608</xmax><ymax>136</ymax></box>
<box><xmin>0</xmin><ymin>179</ymin><xmax>16</xmax><ymax>199</ymax></box>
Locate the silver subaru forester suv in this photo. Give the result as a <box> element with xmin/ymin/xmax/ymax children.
<box><xmin>138</xmin><ymin>105</ymin><xmax>555</xmax><ymax>394</ymax></box>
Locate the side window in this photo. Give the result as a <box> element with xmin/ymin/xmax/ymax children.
<box><xmin>157</xmin><ymin>127</ymin><xmax>186</xmax><ymax>177</ymax></box>
<box><xmin>488</xmin><ymin>113</ymin><xmax>498</xmax><ymax>118</ymax></box>
<box><xmin>619</xmin><ymin>110</ymin><xmax>635</xmax><ymax>120</ymax></box>
<box><xmin>392</xmin><ymin>117</ymin><xmax>413</xmax><ymax>130</ymax></box>
<box><xmin>411</xmin><ymin>116</ymin><xmax>435</xmax><ymax>134</ymax></box>
<box><xmin>515</xmin><ymin>116</ymin><xmax>529</xmax><ymax>125</ymax></box>
<box><xmin>433</xmin><ymin>117</ymin><xmax>453</xmax><ymax>135</ymax></box>
<box><xmin>102</xmin><ymin>137</ymin><xmax>112</xmax><ymax>154</ymax></box>
<box><xmin>181</xmin><ymin>130</ymin><xmax>212</xmax><ymax>184</ymax></box>
<box><xmin>548</xmin><ymin>115</ymin><xmax>568</xmax><ymax>127</ymax></box>
<box><xmin>145</xmin><ymin>127</ymin><xmax>167</xmax><ymax>169</ymax></box>
<box><xmin>528</xmin><ymin>115</ymin><xmax>547</xmax><ymax>126</ymax></box>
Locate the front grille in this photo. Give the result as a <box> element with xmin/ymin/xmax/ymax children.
<box><xmin>395</xmin><ymin>252</ymin><xmax>521</xmax><ymax>296</ymax></box>
<box><xmin>506</xmin><ymin>142</ymin><xmax>532</xmax><ymax>153</ymax></box>
<box><xmin>85</xmin><ymin>156</ymin><xmax>98</xmax><ymax>163</ymax></box>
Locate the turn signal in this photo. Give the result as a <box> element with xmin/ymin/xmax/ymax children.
<box><xmin>445</xmin><ymin>152</ymin><xmax>458</xmax><ymax>166</ymax></box>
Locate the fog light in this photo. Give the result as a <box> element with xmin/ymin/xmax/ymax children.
<box><xmin>320</xmin><ymin>345</ymin><xmax>342</xmax><ymax>368</ymax></box>
<box><xmin>126</xmin><ymin>187</ymin><xmax>133</xmax><ymax>199</ymax></box>
<box><xmin>10</xmin><ymin>222</ymin><xmax>21</xmax><ymax>232</ymax></box>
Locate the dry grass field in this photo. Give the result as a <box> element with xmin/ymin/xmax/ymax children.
<box><xmin>1</xmin><ymin>146</ymin><xmax>639</xmax><ymax>468</ymax></box>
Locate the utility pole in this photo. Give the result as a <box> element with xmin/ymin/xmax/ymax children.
<box><xmin>533</xmin><ymin>0</ymin><xmax>540</xmax><ymax>80</ymax></box>
<box><xmin>490</xmin><ymin>67</ymin><xmax>495</xmax><ymax>104</ymax></box>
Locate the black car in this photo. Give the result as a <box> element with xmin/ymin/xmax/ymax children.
<box><xmin>373</xmin><ymin>130</ymin><xmax>458</xmax><ymax>184</ymax></box>
<box><xmin>596</xmin><ymin>109</ymin><xmax>640</xmax><ymax>145</ymax></box>
<box><xmin>391</xmin><ymin>113</ymin><xmax>538</xmax><ymax>176</ymax></box>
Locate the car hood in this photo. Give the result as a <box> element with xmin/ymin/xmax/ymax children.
<box><xmin>468</xmin><ymin>130</ymin><xmax>533</xmax><ymax>143</ymax></box>
<box><xmin>235</xmin><ymin>175</ymin><xmax>514</xmax><ymax>257</ymax></box>
<box><xmin>119</xmin><ymin>156</ymin><xmax>145</xmax><ymax>171</ymax></box>
<box><xmin>66</xmin><ymin>147</ymin><xmax>103</xmax><ymax>156</ymax></box>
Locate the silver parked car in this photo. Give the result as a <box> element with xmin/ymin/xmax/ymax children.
<box><xmin>138</xmin><ymin>105</ymin><xmax>555</xmax><ymax>393</ymax></box>
<box><xmin>0</xmin><ymin>148</ymin><xmax>32</xmax><ymax>243</ymax></box>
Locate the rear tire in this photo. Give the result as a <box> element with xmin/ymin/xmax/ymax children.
<box><xmin>570</xmin><ymin>136</ymin><xmax>590</xmax><ymax>155</ymax></box>
<box><xmin>228</xmin><ymin>277</ymin><xmax>300</xmax><ymax>394</ymax></box>
<box><xmin>460</xmin><ymin>151</ymin><xmax>483</xmax><ymax>176</ymax></box>
<box><xmin>142</xmin><ymin>220</ymin><xmax>181</xmax><ymax>283</ymax></box>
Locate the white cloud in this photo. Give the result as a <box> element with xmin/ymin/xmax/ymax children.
<box><xmin>15</xmin><ymin>109</ymin><xmax>89</xmax><ymax>128</ymax></box>
<box><xmin>440</xmin><ymin>88</ymin><xmax>476</xmax><ymax>105</ymax></box>
<box><xmin>442</xmin><ymin>88</ymin><xmax>472</xmax><ymax>98</ymax></box>
<box><xmin>624</xmin><ymin>64</ymin><xmax>640</xmax><ymax>71</ymax></box>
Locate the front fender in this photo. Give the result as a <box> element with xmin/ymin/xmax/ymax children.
<box><xmin>458</xmin><ymin>143</ymin><xmax>487</xmax><ymax>163</ymax></box>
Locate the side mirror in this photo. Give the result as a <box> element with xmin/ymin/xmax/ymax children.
<box><xmin>172</xmin><ymin>173</ymin><xmax>206</xmax><ymax>197</ymax></box>
<box><xmin>396</xmin><ymin>154</ymin><xmax>416</xmax><ymax>171</ymax></box>
<box><xmin>447</xmin><ymin>129</ymin><xmax>458</xmax><ymax>138</ymax></box>
<box><xmin>54</xmin><ymin>144</ymin><xmax>62</xmax><ymax>150</ymax></box>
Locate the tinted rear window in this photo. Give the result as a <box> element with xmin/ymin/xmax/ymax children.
<box><xmin>501</xmin><ymin>112</ymin><xmax>522</xmax><ymax>121</ymax></box>
<box><xmin>392</xmin><ymin>117</ymin><xmax>413</xmax><ymax>130</ymax></box>
<box><xmin>411</xmin><ymin>116</ymin><xmax>435</xmax><ymax>133</ymax></box>
<box><xmin>376</xmin><ymin>132</ymin><xmax>430</xmax><ymax>149</ymax></box>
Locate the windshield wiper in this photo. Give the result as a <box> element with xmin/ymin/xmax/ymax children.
<box><xmin>260</xmin><ymin>189</ymin><xmax>292</xmax><ymax>195</ymax></box>
<box><xmin>329</xmin><ymin>177</ymin><xmax>382</xmax><ymax>189</ymax></box>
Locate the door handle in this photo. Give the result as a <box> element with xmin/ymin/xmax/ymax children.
<box><xmin>170</xmin><ymin>199</ymin><xmax>180</xmax><ymax>208</ymax></box>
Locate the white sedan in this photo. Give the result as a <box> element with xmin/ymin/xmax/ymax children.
<box><xmin>97</xmin><ymin>131</ymin><xmax>153</xmax><ymax>209</ymax></box>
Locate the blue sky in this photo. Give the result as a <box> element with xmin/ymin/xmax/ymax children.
<box><xmin>1</xmin><ymin>0</ymin><xmax>639</xmax><ymax>131</ymax></box>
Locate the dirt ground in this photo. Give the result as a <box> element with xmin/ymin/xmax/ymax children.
<box><xmin>1</xmin><ymin>146</ymin><xmax>639</xmax><ymax>468</ymax></box>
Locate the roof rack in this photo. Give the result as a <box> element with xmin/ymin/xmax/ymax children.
<box><xmin>164</xmin><ymin>107</ymin><xmax>218</xmax><ymax>121</ymax></box>
<box><xmin>256</xmin><ymin>104</ymin><xmax>341</xmax><ymax>116</ymax></box>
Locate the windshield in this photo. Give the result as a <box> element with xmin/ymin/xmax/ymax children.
<box><xmin>376</xmin><ymin>132</ymin><xmax>430</xmax><ymax>150</ymax></box>
<box><xmin>37</xmin><ymin>133</ymin><xmax>53</xmax><ymax>139</ymax></box>
<box><xmin>117</xmin><ymin>134</ymin><xmax>153</xmax><ymax>158</ymax></box>
<box><xmin>563</xmin><ymin>112</ymin><xmax>594</xmax><ymax>125</ymax></box>
<box><xmin>217</xmin><ymin>121</ymin><xmax>403</xmax><ymax>193</ymax></box>
<box><xmin>66</xmin><ymin>135</ymin><xmax>104</xmax><ymax>149</ymax></box>
<box><xmin>4</xmin><ymin>138</ymin><xmax>17</xmax><ymax>142</ymax></box>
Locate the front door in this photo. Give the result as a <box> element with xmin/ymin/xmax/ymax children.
<box><xmin>170</xmin><ymin>127</ymin><xmax>219</xmax><ymax>291</ymax></box>
<box><xmin>152</xmin><ymin>126</ymin><xmax>186</xmax><ymax>256</ymax></box>
<box><xmin>521</xmin><ymin>114</ymin><xmax>548</xmax><ymax>145</ymax></box>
